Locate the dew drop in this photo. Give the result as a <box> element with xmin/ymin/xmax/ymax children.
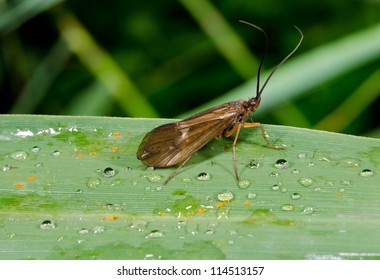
<box><xmin>31</xmin><ymin>146</ymin><xmax>41</xmax><ymax>153</ymax></box>
<box><xmin>130</xmin><ymin>220</ymin><xmax>148</xmax><ymax>232</ymax></box>
<box><xmin>248</xmin><ymin>160</ymin><xmax>260</xmax><ymax>169</ymax></box>
<box><xmin>298</xmin><ymin>177</ymin><xmax>314</xmax><ymax>187</ymax></box>
<box><xmin>35</xmin><ymin>162</ymin><xmax>43</xmax><ymax>168</ymax></box>
<box><xmin>281</xmin><ymin>204</ymin><xmax>294</xmax><ymax>211</ymax></box>
<box><xmin>238</xmin><ymin>179</ymin><xmax>251</xmax><ymax>189</ymax></box>
<box><xmin>274</xmin><ymin>159</ymin><xmax>289</xmax><ymax>169</ymax></box>
<box><xmin>78</xmin><ymin>228</ymin><xmax>89</xmax><ymax>235</ymax></box>
<box><xmin>40</xmin><ymin>220</ymin><xmax>56</xmax><ymax>230</ymax></box>
<box><xmin>145</xmin><ymin>230</ymin><xmax>165</xmax><ymax>239</ymax></box>
<box><xmin>52</xmin><ymin>150</ymin><xmax>61</xmax><ymax>157</ymax></box>
<box><xmin>145</xmin><ymin>173</ymin><xmax>163</xmax><ymax>182</ymax></box>
<box><xmin>246</xmin><ymin>192</ymin><xmax>257</xmax><ymax>199</ymax></box>
<box><xmin>270</xmin><ymin>171</ymin><xmax>279</xmax><ymax>177</ymax></box>
<box><xmin>217</xmin><ymin>206</ymin><xmax>231</xmax><ymax>220</ymax></box>
<box><xmin>103</xmin><ymin>167</ymin><xmax>116</xmax><ymax>177</ymax></box>
<box><xmin>297</xmin><ymin>153</ymin><xmax>307</xmax><ymax>159</ymax></box>
<box><xmin>292</xmin><ymin>169</ymin><xmax>300</xmax><ymax>174</ymax></box>
<box><xmin>87</xmin><ymin>177</ymin><xmax>101</xmax><ymax>188</ymax></box>
<box><xmin>93</xmin><ymin>225</ymin><xmax>106</xmax><ymax>234</ymax></box>
<box><xmin>291</xmin><ymin>193</ymin><xmax>301</xmax><ymax>200</ymax></box>
<box><xmin>359</xmin><ymin>169</ymin><xmax>374</xmax><ymax>177</ymax></box>
<box><xmin>2</xmin><ymin>164</ymin><xmax>10</xmax><ymax>172</ymax></box>
<box><xmin>301</xmin><ymin>206</ymin><xmax>316</xmax><ymax>215</ymax></box>
<box><xmin>205</xmin><ymin>229</ymin><xmax>214</xmax><ymax>235</ymax></box>
<box><xmin>272</xmin><ymin>184</ymin><xmax>281</xmax><ymax>191</ymax></box>
<box><xmin>217</xmin><ymin>190</ymin><xmax>234</xmax><ymax>202</ymax></box>
<box><xmin>10</xmin><ymin>150</ymin><xmax>29</xmax><ymax>160</ymax></box>
<box><xmin>197</xmin><ymin>172</ymin><xmax>211</xmax><ymax>181</ymax></box>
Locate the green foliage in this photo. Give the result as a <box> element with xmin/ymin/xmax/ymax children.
<box><xmin>1</xmin><ymin>115</ymin><xmax>380</xmax><ymax>259</ymax></box>
<box><xmin>1</xmin><ymin>0</ymin><xmax>380</xmax><ymax>136</ymax></box>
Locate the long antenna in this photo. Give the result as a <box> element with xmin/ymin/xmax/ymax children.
<box><xmin>239</xmin><ymin>20</ymin><xmax>303</xmax><ymax>99</ymax></box>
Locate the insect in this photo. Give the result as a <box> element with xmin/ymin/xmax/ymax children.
<box><xmin>137</xmin><ymin>20</ymin><xmax>303</xmax><ymax>185</ymax></box>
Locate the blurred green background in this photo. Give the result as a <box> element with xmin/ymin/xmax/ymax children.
<box><xmin>1</xmin><ymin>0</ymin><xmax>380</xmax><ymax>137</ymax></box>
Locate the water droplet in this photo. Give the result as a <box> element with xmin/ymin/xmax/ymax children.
<box><xmin>52</xmin><ymin>150</ymin><xmax>61</xmax><ymax>157</ymax></box>
<box><xmin>76</xmin><ymin>189</ymin><xmax>83</xmax><ymax>194</ymax></box>
<box><xmin>87</xmin><ymin>177</ymin><xmax>101</xmax><ymax>188</ymax></box>
<box><xmin>248</xmin><ymin>160</ymin><xmax>260</xmax><ymax>169</ymax></box>
<box><xmin>281</xmin><ymin>204</ymin><xmax>294</xmax><ymax>211</ymax></box>
<box><xmin>197</xmin><ymin>172</ymin><xmax>211</xmax><ymax>181</ymax></box>
<box><xmin>93</xmin><ymin>225</ymin><xmax>106</xmax><ymax>234</ymax></box>
<box><xmin>31</xmin><ymin>146</ymin><xmax>41</xmax><ymax>153</ymax></box>
<box><xmin>340</xmin><ymin>180</ymin><xmax>350</xmax><ymax>186</ymax></box>
<box><xmin>274</xmin><ymin>159</ymin><xmax>289</xmax><ymax>169</ymax></box>
<box><xmin>40</xmin><ymin>220</ymin><xmax>56</xmax><ymax>230</ymax></box>
<box><xmin>207</xmin><ymin>161</ymin><xmax>215</xmax><ymax>166</ymax></box>
<box><xmin>270</xmin><ymin>171</ymin><xmax>279</xmax><ymax>177</ymax></box>
<box><xmin>205</xmin><ymin>229</ymin><xmax>214</xmax><ymax>235</ymax></box>
<box><xmin>217</xmin><ymin>206</ymin><xmax>231</xmax><ymax>220</ymax></box>
<box><xmin>291</xmin><ymin>193</ymin><xmax>301</xmax><ymax>200</ymax></box>
<box><xmin>217</xmin><ymin>190</ymin><xmax>234</xmax><ymax>202</ymax></box>
<box><xmin>145</xmin><ymin>173</ymin><xmax>163</xmax><ymax>182</ymax></box>
<box><xmin>281</xmin><ymin>187</ymin><xmax>288</xmax><ymax>193</ymax></box>
<box><xmin>272</xmin><ymin>184</ymin><xmax>281</xmax><ymax>191</ymax></box>
<box><xmin>7</xmin><ymin>233</ymin><xmax>17</xmax><ymax>238</ymax></box>
<box><xmin>2</xmin><ymin>164</ymin><xmax>11</xmax><ymax>172</ymax></box>
<box><xmin>301</xmin><ymin>206</ymin><xmax>316</xmax><ymax>215</ymax></box>
<box><xmin>337</xmin><ymin>158</ymin><xmax>359</xmax><ymax>168</ymax></box>
<box><xmin>238</xmin><ymin>179</ymin><xmax>251</xmax><ymax>189</ymax></box>
<box><xmin>307</xmin><ymin>162</ymin><xmax>315</xmax><ymax>167</ymax></box>
<box><xmin>182</xmin><ymin>177</ymin><xmax>192</xmax><ymax>183</ymax></box>
<box><xmin>291</xmin><ymin>169</ymin><xmax>300</xmax><ymax>174</ymax></box>
<box><xmin>130</xmin><ymin>220</ymin><xmax>148</xmax><ymax>232</ymax></box>
<box><xmin>10</xmin><ymin>150</ymin><xmax>29</xmax><ymax>160</ymax></box>
<box><xmin>35</xmin><ymin>162</ymin><xmax>43</xmax><ymax>168</ymax></box>
<box><xmin>78</xmin><ymin>228</ymin><xmax>89</xmax><ymax>235</ymax></box>
<box><xmin>298</xmin><ymin>177</ymin><xmax>314</xmax><ymax>187</ymax></box>
<box><xmin>103</xmin><ymin>167</ymin><xmax>116</xmax><ymax>177</ymax></box>
<box><xmin>359</xmin><ymin>169</ymin><xmax>374</xmax><ymax>177</ymax></box>
<box><xmin>111</xmin><ymin>179</ymin><xmax>121</xmax><ymax>186</ymax></box>
<box><xmin>297</xmin><ymin>153</ymin><xmax>307</xmax><ymax>159</ymax></box>
<box><xmin>145</xmin><ymin>230</ymin><xmax>165</xmax><ymax>239</ymax></box>
<box><xmin>247</xmin><ymin>192</ymin><xmax>257</xmax><ymax>199</ymax></box>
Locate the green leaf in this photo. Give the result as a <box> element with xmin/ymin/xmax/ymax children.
<box><xmin>1</xmin><ymin>115</ymin><xmax>379</xmax><ymax>259</ymax></box>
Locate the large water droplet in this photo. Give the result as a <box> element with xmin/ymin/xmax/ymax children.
<box><xmin>197</xmin><ymin>172</ymin><xmax>211</xmax><ymax>181</ymax></box>
<box><xmin>10</xmin><ymin>150</ymin><xmax>29</xmax><ymax>160</ymax></box>
<box><xmin>298</xmin><ymin>177</ymin><xmax>314</xmax><ymax>187</ymax></box>
<box><xmin>272</xmin><ymin>184</ymin><xmax>281</xmax><ymax>191</ymax></box>
<box><xmin>238</xmin><ymin>179</ymin><xmax>251</xmax><ymax>189</ymax></box>
<box><xmin>359</xmin><ymin>169</ymin><xmax>374</xmax><ymax>177</ymax></box>
<box><xmin>40</xmin><ymin>220</ymin><xmax>56</xmax><ymax>230</ymax></box>
<box><xmin>274</xmin><ymin>159</ymin><xmax>289</xmax><ymax>169</ymax></box>
<box><xmin>217</xmin><ymin>190</ymin><xmax>234</xmax><ymax>202</ymax></box>
<box><xmin>103</xmin><ymin>167</ymin><xmax>116</xmax><ymax>177</ymax></box>
<box><xmin>145</xmin><ymin>230</ymin><xmax>165</xmax><ymax>239</ymax></box>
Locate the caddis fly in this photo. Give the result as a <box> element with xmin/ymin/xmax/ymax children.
<box><xmin>137</xmin><ymin>20</ymin><xmax>303</xmax><ymax>185</ymax></box>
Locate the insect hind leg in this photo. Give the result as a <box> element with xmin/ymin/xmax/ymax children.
<box><xmin>163</xmin><ymin>155</ymin><xmax>193</xmax><ymax>185</ymax></box>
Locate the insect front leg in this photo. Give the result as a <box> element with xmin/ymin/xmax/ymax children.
<box><xmin>243</xmin><ymin>122</ymin><xmax>284</xmax><ymax>150</ymax></box>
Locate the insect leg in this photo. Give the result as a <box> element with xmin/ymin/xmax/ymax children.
<box><xmin>243</xmin><ymin>122</ymin><xmax>284</xmax><ymax>150</ymax></box>
<box><xmin>163</xmin><ymin>155</ymin><xmax>193</xmax><ymax>185</ymax></box>
<box><xmin>232</xmin><ymin>123</ymin><xmax>243</xmax><ymax>181</ymax></box>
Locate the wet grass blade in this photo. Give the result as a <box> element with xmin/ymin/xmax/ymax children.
<box><xmin>1</xmin><ymin>115</ymin><xmax>379</xmax><ymax>259</ymax></box>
